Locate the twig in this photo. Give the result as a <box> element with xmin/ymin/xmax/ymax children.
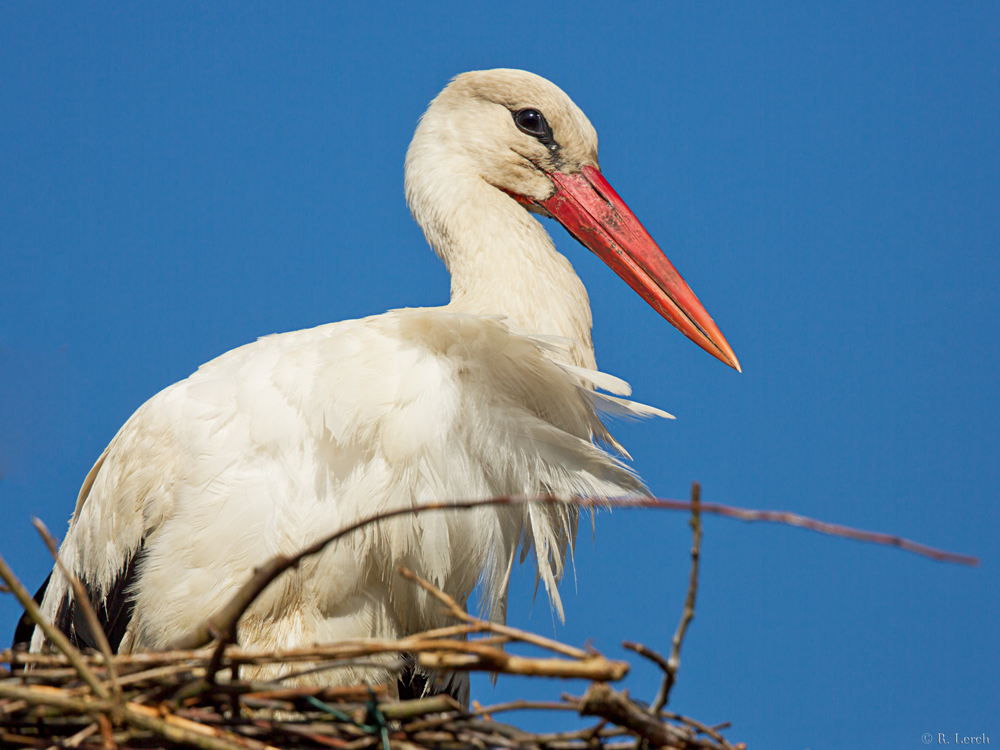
<box><xmin>0</xmin><ymin>682</ymin><xmax>114</xmax><ymax>713</ymax></box>
<box><xmin>660</xmin><ymin>710</ymin><xmax>736</xmax><ymax>750</ymax></box>
<box><xmin>400</xmin><ymin>699</ymin><xmax>576</xmax><ymax>733</ymax></box>
<box><xmin>32</xmin><ymin>518</ymin><xmax>122</xmax><ymax>705</ymax></box>
<box><xmin>395</xmin><ymin>566</ymin><xmax>467</xmax><ymax>622</ymax></box>
<box><xmin>3</xmin><ymin>489</ymin><xmax>962</xmax><ymax>750</ymax></box>
<box><xmin>377</xmin><ymin>694</ymin><xmax>464</xmax><ymax>720</ymax></box>
<box><xmin>614</xmin><ymin>497</ymin><xmax>978</xmax><ymax>566</ymax></box>
<box><xmin>0</xmin><ymin>699</ymin><xmax>28</xmax><ymax>717</ymax></box>
<box><xmin>397</xmin><ymin>566</ymin><xmax>589</xmax><ymax>659</ymax></box>
<box><xmin>579</xmin><ymin>683</ymin><xmax>689</xmax><ymax>749</ymax></box>
<box><xmin>173</xmin><ymin>493</ymin><xmax>971</xmax><ymax>660</ymax></box>
<box><xmin>0</xmin><ymin>553</ymin><xmax>109</xmax><ymax>700</ymax></box>
<box><xmin>0</xmin><ymin>649</ymin><xmax>223</xmax><ymax>668</ymax></box>
<box><xmin>109</xmin><ymin>662</ymin><xmax>208</xmax><ymax>698</ymax></box>
<box><xmin>96</xmin><ymin>712</ymin><xmax>114</xmax><ymax>749</ymax></box>
<box><xmin>473</xmin><ymin>699</ymin><xmax>582</xmax><ymax>714</ymax></box>
<box><xmin>61</xmin><ymin>720</ymin><xmax>99</xmax><ymax>748</ymax></box>
<box><xmin>418</xmin><ymin>649</ymin><xmax>628</xmax><ymax>681</ymax></box>
<box><xmin>530</xmin><ymin>724</ymin><xmax>629</xmax><ymax>743</ymax></box>
<box><xmin>621</xmin><ymin>642</ymin><xmax>669</xmax><ymax>674</ymax></box>
<box><xmin>652</xmin><ymin>482</ymin><xmax>702</xmax><ymax>712</ymax></box>
<box><xmin>123</xmin><ymin>701</ymin><xmax>282</xmax><ymax>750</ymax></box>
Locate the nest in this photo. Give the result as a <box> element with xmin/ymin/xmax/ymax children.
<box><xmin>2</xmin><ymin>554</ymin><xmax>743</xmax><ymax>750</ymax></box>
<box><xmin>1</xmin><ymin>485</ymin><xmax>750</xmax><ymax>750</ymax></box>
<box><xmin>3</xmin><ymin>485</ymin><xmax>970</xmax><ymax>749</ymax></box>
<box><xmin>1</xmin><ymin>636</ymin><xmax>741</xmax><ymax>750</ymax></box>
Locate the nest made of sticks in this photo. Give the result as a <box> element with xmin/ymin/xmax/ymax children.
<box><xmin>1</xmin><ymin>484</ymin><xmax>748</xmax><ymax>750</ymax></box>
<box><xmin>1</xmin><ymin>630</ymin><xmax>740</xmax><ymax>750</ymax></box>
<box><xmin>1</xmin><ymin>484</ymin><xmax>975</xmax><ymax>749</ymax></box>
<box><xmin>1</xmin><ymin>565</ymin><xmax>742</xmax><ymax>750</ymax></box>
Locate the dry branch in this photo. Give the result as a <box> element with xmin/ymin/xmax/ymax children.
<box><xmin>32</xmin><ymin>518</ymin><xmax>122</xmax><ymax>704</ymax></box>
<box><xmin>579</xmin><ymin>683</ymin><xmax>690</xmax><ymax>749</ymax></box>
<box><xmin>419</xmin><ymin>651</ymin><xmax>628</xmax><ymax>681</ymax></box>
<box><xmin>658</xmin><ymin>481</ymin><xmax>702</xmax><ymax>711</ymax></box>
<box><xmin>618</xmin><ymin>497</ymin><xmax>977</xmax><ymax>565</ymax></box>
<box><xmin>173</xmin><ymin>492</ymin><xmax>975</xmax><ymax>658</ymax></box>
<box><xmin>397</xmin><ymin>566</ymin><xmax>589</xmax><ymax>659</ymax></box>
<box><xmin>0</xmin><ymin>553</ymin><xmax>108</xmax><ymax>700</ymax></box>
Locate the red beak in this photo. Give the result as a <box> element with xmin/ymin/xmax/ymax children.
<box><xmin>538</xmin><ymin>165</ymin><xmax>741</xmax><ymax>372</ymax></box>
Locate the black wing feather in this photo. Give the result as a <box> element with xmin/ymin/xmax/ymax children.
<box><xmin>10</xmin><ymin>573</ymin><xmax>52</xmax><ymax>650</ymax></box>
<box><xmin>397</xmin><ymin>653</ymin><xmax>470</xmax><ymax>707</ymax></box>
<box><xmin>9</xmin><ymin>543</ymin><xmax>146</xmax><ymax>653</ymax></box>
<box><xmin>90</xmin><ymin>542</ymin><xmax>146</xmax><ymax>651</ymax></box>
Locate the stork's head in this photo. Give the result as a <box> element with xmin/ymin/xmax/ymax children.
<box><xmin>406</xmin><ymin>69</ymin><xmax>740</xmax><ymax>372</ymax></box>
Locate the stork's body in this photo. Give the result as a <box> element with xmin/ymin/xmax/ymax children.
<box><xmin>18</xmin><ymin>70</ymin><xmax>738</xmax><ymax>699</ymax></box>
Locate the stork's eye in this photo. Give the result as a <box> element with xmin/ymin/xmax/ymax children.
<box><xmin>514</xmin><ymin>108</ymin><xmax>554</xmax><ymax>145</ymax></box>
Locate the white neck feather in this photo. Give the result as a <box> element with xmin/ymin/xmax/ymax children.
<box><xmin>406</xmin><ymin>153</ymin><xmax>596</xmax><ymax>369</ymax></box>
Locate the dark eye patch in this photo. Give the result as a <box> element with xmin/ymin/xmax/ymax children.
<box><xmin>513</xmin><ymin>108</ymin><xmax>556</xmax><ymax>148</ymax></box>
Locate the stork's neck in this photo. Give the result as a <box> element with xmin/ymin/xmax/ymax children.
<box><xmin>407</xmin><ymin>171</ymin><xmax>596</xmax><ymax>369</ymax></box>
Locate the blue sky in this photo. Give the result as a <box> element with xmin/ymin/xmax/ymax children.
<box><xmin>1</xmin><ymin>2</ymin><xmax>997</xmax><ymax>747</ymax></box>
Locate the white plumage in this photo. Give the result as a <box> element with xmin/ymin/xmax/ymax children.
<box><xmin>23</xmin><ymin>69</ymin><xmax>738</xmax><ymax>699</ymax></box>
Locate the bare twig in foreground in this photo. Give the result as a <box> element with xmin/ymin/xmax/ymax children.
<box><xmin>397</xmin><ymin>565</ymin><xmax>590</xmax><ymax>659</ymax></box>
<box><xmin>622</xmin><ymin>641</ymin><xmax>670</xmax><ymax>674</ymax></box>
<box><xmin>173</xmin><ymin>493</ymin><xmax>977</xmax><ymax>655</ymax></box>
<box><xmin>620</xmin><ymin>497</ymin><xmax>978</xmax><ymax>566</ymax></box>
<box><xmin>655</xmin><ymin>481</ymin><xmax>702</xmax><ymax>711</ymax></box>
<box><xmin>0</xmin><ymin>553</ymin><xmax>109</xmax><ymax>700</ymax></box>
<box><xmin>621</xmin><ymin>483</ymin><xmax>704</xmax><ymax>750</ymax></box>
<box><xmin>33</xmin><ymin>518</ymin><xmax>122</xmax><ymax>704</ymax></box>
<box><xmin>580</xmin><ymin>682</ymin><xmax>689</xmax><ymax>749</ymax></box>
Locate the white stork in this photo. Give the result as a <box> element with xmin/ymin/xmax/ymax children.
<box><xmin>15</xmin><ymin>69</ymin><xmax>739</xmax><ymax>701</ymax></box>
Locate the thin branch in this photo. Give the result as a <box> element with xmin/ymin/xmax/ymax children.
<box><xmin>618</xmin><ymin>497</ymin><xmax>978</xmax><ymax>566</ymax></box>
<box><xmin>652</xmin><ymin>481</ymin><xmax>702</xmax><ymax>712</ymax></box>
<box><xmin>659</xmin><ymin>710</ymin><xmax>737</xmax><ymax>750</ymax></box>
<box><xmin>123</xmin><ymin>701</ymin><xmax>282</xmax><ymax>750</ymax></box>
<box><xmin>579</xmin><ymin>682</ymin><xmax>689</xmax><ymax>749</ymax></box>
<box><xmin>621</xmin><ymin>641</ymin><xmax>670</xmax><ymax>675</ymax></box>
<box><xmin>396</xmin><ymin>565</ymin><xmax>467</xmax><ymax>622</ymax></box>
<box><xmin>396</xmin><ymin>566</ymin><xmax>589</xmax><ymax>659</ymax></box>
<box><xmin>0</xmin><ymin>553</ymin><xmax>109</xmax><ymax>700</ymax></box>
<box><xmin>418</xmin><ymin>649</ymin><xmax>628</xmax><ymax>681</ymax></box>
<box><xmin>393</xmin><ymin>565</ymin><xmax>626</xmax><ymax>681</ymax></box>
<box><xmin>33</xmin><ymin>518</ymin><xmax>122</xmax><ymax>705</ymax></box>
<box><xmin>172</xmin><ymin>493</ymin><xmax>975</xmax><ymax>655</ymax></box>
<box><xmin>0</xmin><ymin>682</ymin><xmax>114</xmax><ymax>714</ymax></box>
<box><xmin>472</xmin><ymin>699</ymin><xmax>582</xmax><ymax>715</ymax></box>
<box><xmin>377</xmin><ymin>694</ymin><xmax>464</xmax><ymax>720</ymax></box>
<box><xmin>61</xmin><ymin>720</ymin><xmax>99</xmax><ymax>748</ymax></box>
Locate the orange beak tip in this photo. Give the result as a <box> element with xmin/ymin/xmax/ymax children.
<box><xmin>540</xmin><ymin>166</ymin><xmax>742</xmax><ymax>372</ymax></box>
